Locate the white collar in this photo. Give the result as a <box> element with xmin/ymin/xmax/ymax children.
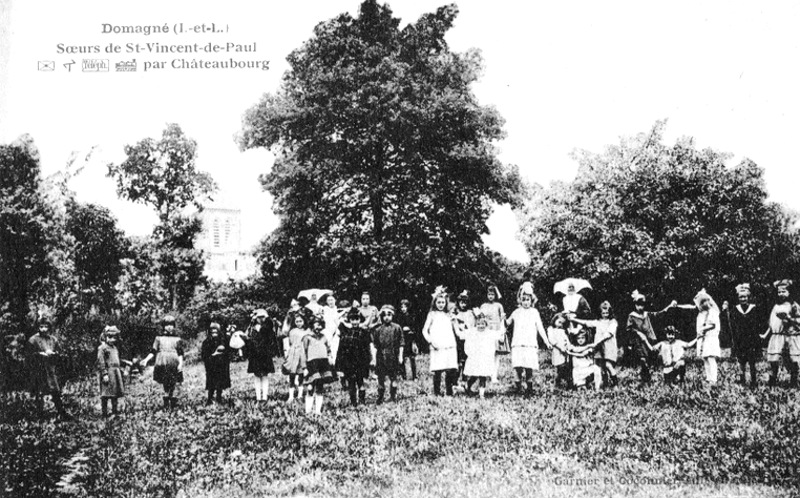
<box><xmin>736</xmin><ymin>304</ymin><xmax>755</xmax><ymax>315</ymax></box>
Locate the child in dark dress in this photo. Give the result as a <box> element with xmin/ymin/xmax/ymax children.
<box><xmin>336</xmin><ymin>307</ymin><xmax>372</xmax><ymax>406</ymax></box>
<box><xmin>372</xmin><ymin>305</ymin><xmax>404</xmax><ymax>404</ymax></box>
<box><xmin>201</xmin><ymin>322</ymin><xmax>231</xmax><ymax>405</ymax></box>
<box><xmin>246</xmin><ymin>309</ymin><xmax>279</xmax><ymax>401</ymax></box>
<box><xmin>27</xmin><ymin>316</ymin><xmax>70</xmax><ymax>419</ymax></box>
<box><xmin>396</xmin><ymin>299</ymin><xmax>418</xmax><ymax>380</ymax></box>
<box><xmin>721</xmin><ymin>283</ymin><xmax>764</xmax><ymax>387</ymax></box>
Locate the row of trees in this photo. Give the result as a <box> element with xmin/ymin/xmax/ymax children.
<box><xmin>0</xmin><ymin>124</ymin><xmax>215</xmax><ymax>335</ymax></box>
<box><xmin>240</xmin><ymin>0</ymin><xmax>800</xmax><ymax>310</ymax></box>
<box><xmin>4</xmin><ymin>0</ymin><xmax>800</xmax><ymax>342</ymax></box>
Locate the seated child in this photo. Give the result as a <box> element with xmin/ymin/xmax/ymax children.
<box><xmin>637</xmin><ymin>325</ymin><xmax>697</xmax><ymax>384</ymax></box>
<box><xmin>566</xmin><ymin>325</ymin><xmax>601</xmax><ymax>390</ymax></box>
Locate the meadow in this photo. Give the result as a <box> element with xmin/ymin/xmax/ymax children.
<box><xmin>2</xmin><ymin>349</ymin><xmax>799</xmax><ymax>498</ymax></box>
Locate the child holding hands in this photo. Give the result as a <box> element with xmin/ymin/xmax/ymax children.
<box><xmin>637</xmin><ymin>325</ymin><xmax>697</xmax><ymax>384</ymax></box>
<box><xmin>456</xmin><ymin>311</ymin><xmax>502</xmax><ymax>398</ymax></box>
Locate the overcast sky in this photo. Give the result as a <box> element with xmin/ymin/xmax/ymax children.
<box><xmin>2</xmin><ymin>0</ymin><xmax>799</xmax><ymax>263</ymax></box>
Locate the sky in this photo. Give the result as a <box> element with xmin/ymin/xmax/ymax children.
<box><xmin>2</xmin><ymin>1</ymin><xmax>800</xmax><ymax>264</ymax></box>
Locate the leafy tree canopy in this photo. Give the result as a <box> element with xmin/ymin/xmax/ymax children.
<box><xmin>520</xmin><ymin>120</ymin><xmax>800</xmax><ymax>309</ymax></box>
<box><xmin>239</xmin><ymin>0</ymin><xmax>523</xmax><ymax>303</ymax></box>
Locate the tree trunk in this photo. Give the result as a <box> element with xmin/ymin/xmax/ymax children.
<box><xmin>371</xmin><ymin>192</ymin><xmax>383</xmax><ymax>241</ymax></box>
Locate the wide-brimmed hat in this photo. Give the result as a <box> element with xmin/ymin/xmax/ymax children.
<box><xmin>735</xmin><ymin>283</ymin><xmax>751</xmax><ymax>297</ymax></box>
<box><xmin>253</xmin><ymin>308</ymin><xmax>268</xmax><ymax>319</ymax></box>
<box><xmin>380</xmin><ymin>304</ymin><xmax>396</xmax><ymax>315</ymax></box>
<box><xmin>161</xmin><ymin>315</ymin><xmax>176</xmax><ymax>326</ymax></box>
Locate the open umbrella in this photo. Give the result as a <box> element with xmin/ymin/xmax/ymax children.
<box><xmin>553</xmin><ymin>278</ymin><xmax>592</xmax><ymax>295</ymax></box>
<box><xmin>298</xmin><ymin>289</ymin><xmax>333</xmax><ymax>301</ymax></box>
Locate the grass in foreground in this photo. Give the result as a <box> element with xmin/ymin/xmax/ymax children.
<box><xmin>2</xmin><ymin>351</ymin><xmax>799</xmax><ymax>497</ymax></box>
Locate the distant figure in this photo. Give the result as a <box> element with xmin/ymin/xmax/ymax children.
<box><xmin>139</xmin><ymin>315</ymin><xmax>185</xmax><ymax>410</ymax></box>
<box><xmin>201</xmin><ymin>322</ymin><xmax>231</xmax><ymax>405</ymax></box>
<box><xmin>97</xmin><ymin>325</ymin><xmax>126</xmax><ymax>417</ymax></box>
<box><xmin>27</xmin><ymin>316</ymin><xmax>69</xmax><ymax>419</ymax></box>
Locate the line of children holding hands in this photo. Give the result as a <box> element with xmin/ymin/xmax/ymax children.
<box><xmin>34</xmin><ymin>278</ymin><xmax>797</xmax><ymax>421</ymax></box>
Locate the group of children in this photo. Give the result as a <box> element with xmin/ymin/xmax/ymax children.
<box><xmin>19</xmin><ymin>277</ymin><xmax>800</xmax><ymax>419</ymax></box>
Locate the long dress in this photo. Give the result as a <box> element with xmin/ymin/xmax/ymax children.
<box><xmin>247</xmin><ymin>320</ymin><xmax>278</xmax><ymax>377</ymax></box>
<box><xmin>372</xmin><ymin>323</ymin><xmax>404</xmax><ymax>377</ymax></box>
<box><xmin>27</xmin><ymin>333</ymin><xmax>61</xmax><ymax>394</ymax></box>
<box><xmin>152</xmin><ymin>335</ymin><xmax>185</xmax><ymax>386</ymax></box>
<box><xmin>201</xmin><ymin>335</ymin><xmax>231</xmax><ymax>391</ymax></box>
<box><xmin>697</xmin><ymin>308</ymin><xmax>721</xmax><ymax>358</ymax></box>
<box><xmin>422</xmin><ymin>311</ymin><xmax>458</xmax><ymax>372</ymax></box>
<box><xmin>508</xmin><ymin>307</ymin><xmax>546</xmax><ymax>369</ymax></box>
<box><xmin>97</xmin><ymin>343</ymin><xmax>125</xmax><ymax>397</ymax></box>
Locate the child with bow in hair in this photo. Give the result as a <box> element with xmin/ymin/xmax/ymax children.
<box><xmin>422</xmin><ymin>286</ymin><xmax>459</xmax><ymax>395</ymax></box>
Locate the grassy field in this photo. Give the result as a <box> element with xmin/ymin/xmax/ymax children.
<box><xmin>2</xmin><ymin>349</ymin><xmax>799</xmax><ymax>498</ymax></box>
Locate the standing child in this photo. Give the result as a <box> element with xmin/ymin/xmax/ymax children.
<box><xmin>625</xmin><ymin>291</ymin><xmax>676</xmax><ymax>385</ymax></box>
<box><xmin>201</xmin><ymin>322</ymin><xmax>231</xmax><ymax>405</ymax></box>
<box><xmin>480</xmin><ymin>284</ymin><xmax>508</xmax><ymax>384</ymax></box>
<box><xmin>721</xmin><ymin>283</ymin><xmax>764</xmax><ymax>387</ymax></box>
<box><xmin>677</xmin><ymin>289</ymin><xmax>721</xmax><ymax>385</ymax></box>
<box><xmin>566</xmin><ymin>325</ymin><xmax>602</xmax><ymax>390</ymax></box>
<box><xmin>140</xmin><ymin>315</ymin><xmax>185</xmax><ymax>410</ymax></box>
<box><xmin>246</xmin><ymin>309</ymin><xmax>279</xmax><ymax>401</ymax></box>
<box><xmin>97</xmin><ymin>326</ymin><xmax>125</xmax><ymax>417</ymax></box>
<box><xmin>302</xmin><ymin>318</ymin><xmax>336</xmax><ymax>414</ymax></box>
<box><xmin>457</xmin><ymin>312</ymin><xmax>503</xmax><ymax>398</ymax></box>
<box><xmin>453</xmin><ymin>291</ymin><xmax>476</xmax><ymax>389</ymax></box>
<box><xmin>281</xmin><ymin>314</ymin><xmax>310</xmax><ymax>403</ymax></box>
<box><xmin>27</xmin><ymin>316</ymin><xmax>69</xmax><ymax>419</ymax></box>
<box><xmin>547</xmin><ymin>314</ymin><xmax>571</xmax><ymax>389</ymax></box>
<box><xmin>336</xmin><ymin>307</ymin><xmax>372</xmax><ymax>405</ymax></box>
<box><xmin>422</xmin><ymin>287</ymin><xmax>459</xmax><ymax>395</ymax></box>
<box><xmin>396</xmin><ymin>299</ymin><xmax>418</xmax><ymax>380</ymax></box>
<box><xmin>572</xmin><ymin>301</ymin><xmax>619</xmax><ymax>388</ymax></box>
<box><xmin>637</xmin><ymin>326</ymin><xmax>698</xmax><ymax>384</ymax></box>
<box><xmin>505</xmin><ymin>291</ymin><xmax>551</xmax><ymax>393</ymax></box>
<box><xmin>371</xmin><ymin>305</ymin><xmax>405</xmax><ymax>404</ymax></box>
<box><xmin>763</xmin><ymin>279</ymin><xmax>800</xmax><ymax>387</ymax></box>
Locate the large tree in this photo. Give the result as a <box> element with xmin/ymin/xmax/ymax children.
<box><xmin>0</xmin><ymin>135</ymin><xmax>67</xmax><ymax>330</ymax></box>
<box><xmin>107</xmin><ymin>123</ymin><xmax>217</xmax><ymax>310</ymax></box>
<box><xmin>239</xmin><ymin>0</ymin><xmax>523</xmax><ymax>302</ymax></box>
<box><xmin>65</xmin><ymin>199</ymin><xmax>129</xmax><ymax>313</ymax></box>
<box><xmin>520</xmin><ymin>121</ymin><xmax>800</xmax><ymax>309</ymax></box>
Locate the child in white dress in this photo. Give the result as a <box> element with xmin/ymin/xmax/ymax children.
<box><xmin>422</xmin><ymin>286</ymin><xmax>459</xmax><ymax>395</ymax></box>
<box><xmin>457</xmin><ymin>312</ymin><xmax>503</xmax><ymax>398</ymax></box>
<box><xmin>505</xmin><ymin>292</ymin><xmax>551</xmax><ymax>393</ymax></box>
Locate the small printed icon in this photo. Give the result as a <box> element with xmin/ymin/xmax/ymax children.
<box><xmin>82</xmin><ymin>59</ymin><xmax>109</xmax><ymax>72</ymax></box>
<box><xmin>115</xmin><ymin>59</ymin><xmax>137</xmax><ymax>72</ymax></box>
<box><xmin>64</xmin><ymin>60</ymin><xmax>76</xmax><ymax>72</ymax></box>
<box><xmin>38</xmin><ymin>61</ymin><xmax>55</xmax><ymax>71</ymax></box>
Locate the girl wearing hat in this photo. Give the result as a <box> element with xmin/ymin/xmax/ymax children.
<box><xmin>27</xmin><ymin>316</ymin><xmax>69</xmax><ymax>419</ymax></box>
<box><xmin>97</xmin><ymin>325</ymin><xmax>126</xmax><ymax>417</ymax></box>
<box><xmin>140</xmin><ymin>315</ymin><xmax>185</xmax><ymax>409</ymax></box>
<box><xmin>479</xmin><ymin>284</ymin><xmax>508</xmax><ymax>384</ymax></box>
<box><xmin>422</xmin><ymin>287</ymin><xmax>459</xmax><ymax>395</ymax></box>
<box><xmin>246</xmin><ymin>309</ymin><xmax>279</xmax><ymax>401</ymax></box>
<box><xmin>336</xmin><ymin>307</ymin><xmax>372</xmax><ymax>405</ymax></box>
<box><xmin>201</xmin><ymin>322</ymin><xmax>231</xmax><ymax>405</ymax></box>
